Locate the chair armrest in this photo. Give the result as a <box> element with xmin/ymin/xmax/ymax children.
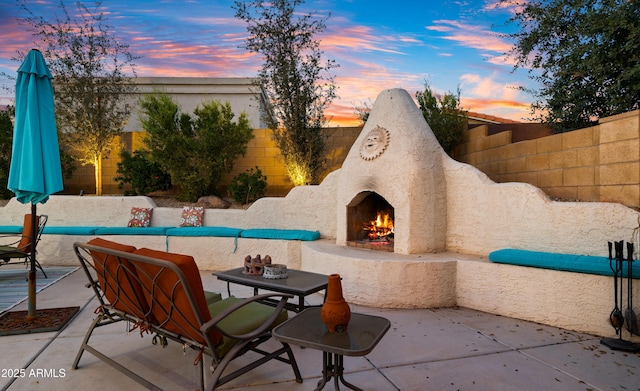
<box><xmin>201</xmin><ymin>293</ymin><xmax>293</xmax><ymax>341</ymax></box>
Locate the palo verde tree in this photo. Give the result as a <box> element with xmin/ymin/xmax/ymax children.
<box><xmin>139</xmin><ymin>93</ymin><xmax>254</xmax><ymax>202</ymax></box>
<box><xmin>501</xmin><ymin>0</ymin><xmax>640</xmax><ymax>132</ymax></box>
<box><xmin>234</xmin><ymin>0</ymin><xmax>338</xmax><ymax>186</ymax></box>
<box><xmin>16</xmin><ymin>0</ymin><xmax>138</xmax><ymax>194</ymax></box>
<box><xmin>416</xmin><ymin>82</ymin><xmax>467</xmax><ymax>154</ymax></box>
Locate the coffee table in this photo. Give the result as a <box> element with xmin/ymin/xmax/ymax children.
<box><xmin>213</xmin><ymin>267</ymin><xmax>328</xmax><ymax>313</ymax></box>
<box><xmin>272</xmin><ymin>307</ymin><xmax>390</xmax><ymax>391</ymax></box>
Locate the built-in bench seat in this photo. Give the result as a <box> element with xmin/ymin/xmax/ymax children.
<box><xmin>166</xmin><ymin>226</ymin><xmax>244</xmax><ymax>237</ymax></box>
<box><xmin>489</xmin><ymin>248</ymin><xmax>640</xmax><ymax>277</ymax></box>
<box><xmin>44</xmin><ymin>226</ymin><xmax>101</xmax><ymax>235</ymax></box>
<box><xmin>94</xmin><ymin>227</ymin><xmax>172</xmax><ymax>236</ymax></box>
<box><xmin>6</xmin><ymin>225</ymin><xmax>320</xmax><ymax>270</ymax></box>
<box><xmin>239</xmin><ymin>228</ymin><xmax>320</xmax><ymax>241</ymax></box>
<box><xmin>0</xmin><ymin>226</ymin><xmax>24</xmax><ymax>234</ymax></box>
<box><xmin>3</xmin><ymin>225</ymin><xmax>320</xmax><ymax>240</ymax></box>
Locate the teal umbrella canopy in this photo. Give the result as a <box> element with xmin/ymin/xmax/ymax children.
<box><xmin>8</xmin><ymin>49</ymin><xmax>63</xmax><ymax>204</ymax></box>
<box><xmin>7</xmin><ymin>49</ymin><xmax>64</xmax><ymax>319</ymax></box>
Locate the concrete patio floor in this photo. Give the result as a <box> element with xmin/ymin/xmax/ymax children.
<box><xmin>1</xmin><ymin>267</ymin><xmax>639</xmax><ymax>391</ymax></box>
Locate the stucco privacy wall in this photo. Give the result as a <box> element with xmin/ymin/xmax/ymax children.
<box><xmin>3</xmin><ymin>88</ymin><xmax>640</xmax><ymax>340</ymax></box>
<box><xmin>443</xmin><ymin>159</ymin><xmax>640</xmax><ymax>256</ymax></box>
<box><xmin>3</xmin><ymin>89</ymin><xmax>639</xmax><ymax>258</ymax></box>
<box><xmin>453</xmin><ymin>110</ymin><xmax>640</xmax><ymax>208</ymax></box>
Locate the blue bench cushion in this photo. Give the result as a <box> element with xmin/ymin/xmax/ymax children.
<box><xmin>240</xmin><ymin>228</ymin><xmax>320</xmax><ymax>241</ymax></box>
<box><xmin>488</xmin><ymin>248</ymin><xmax>640</xmax><ymax>277</ymax></box>
<box><xmin>94</xmin><ymin>227</ymin><xmax>169</xmax><ymax>236</ymax></box>
<box><xmin>0</xmin><ymin>226</ymin><xmax>23</xmax><ymax>234</ymax></box>
<box><xmin>166</xmin><ymin>226</ymin><xmax>243</xmax><ymax>237</ymax></box>
<box><xmin>43</xmin><ymin>226</ymin><xmax>99</xmax><ymax>235</ymax></box>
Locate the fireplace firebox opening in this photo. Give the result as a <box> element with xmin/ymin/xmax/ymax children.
<box><xmin>346</xmin><ymin>192</ymin><xmax>394</xmax><ymax>252</ymax></box>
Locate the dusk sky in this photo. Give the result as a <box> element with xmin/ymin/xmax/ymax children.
<box><xmin>0</xmin><ymin>0</ymin><xmax>537</xmax><ymax>126</ymax></box>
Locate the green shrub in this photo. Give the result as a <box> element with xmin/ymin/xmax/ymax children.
<box><xmin>229</xmin><ymin>167</ymin><xmax>267</xmax><ymax>204</ymax></box>
<box><xmin>138</xmin><ymin>93</ymin><xmax>254</xmax><ymax>202</ymax></box>
<box><xmin>114</xmin><ymin>150</ymin><xmax>171</xmax><ymax>196</ymax></box>
<box><xmin>59</xmin><ymin>148</ymin><xmax>77</xmax><ymax>180</ymax></box>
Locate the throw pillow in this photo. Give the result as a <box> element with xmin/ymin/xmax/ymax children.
<box><xmin>128</xmin><ymin>207</ymin><xmax>153</xmax><ymax>227</ymax></box>
<box><xmin>180</xmin><ymin>206</ymin><xmax>204</xmax><ymax>227</ymax></box>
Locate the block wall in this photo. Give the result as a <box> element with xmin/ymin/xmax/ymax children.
<box><xmin>62</xmin><ymin>126</ymin><xmax>363</xmax><ymax>197</ymax></box>
<box><xmin>452</xmin><ymin>110</ymin><xmax>640</xmax><ymax>208</ymax></box>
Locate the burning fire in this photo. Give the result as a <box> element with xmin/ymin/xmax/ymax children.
<box><xmin>364</xmin><ymin>211</ymin><xmax>394</xmax><ymax>240</ymax></box>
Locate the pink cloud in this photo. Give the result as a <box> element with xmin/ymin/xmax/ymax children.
<box><xmin>461</xmin><ymin>96</ymin><xmax>531</xmax><ymax>122</ymax></box>
<box><xmin>426</xmin><ymin>19</ymin><xmax>512</xmax><ymax>54</ymax></box>
<box><xmin>320</xmin><ymin>25</ymin><xmax>408</xmax><ymax>55</ymax></box>
<box><xmin>484</xmin><ymin>0</ymin><xmax>526</xmax><ymax>14</ymax></box>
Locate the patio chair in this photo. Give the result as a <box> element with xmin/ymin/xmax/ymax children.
<box><xmin>72</xmin><ymin>239</ymin><xmax>302</xmax><ymax>391</ymax></box>
<box><xmin>0</xmin><ymin>214</ymin><xmax>48</xmax><ymax>278</ymax></box>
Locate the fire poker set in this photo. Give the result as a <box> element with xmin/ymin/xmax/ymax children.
<box><xmin>601</xmin><ymin>240</ymin><xmax>640</xmax><ymax>352</ymax></box>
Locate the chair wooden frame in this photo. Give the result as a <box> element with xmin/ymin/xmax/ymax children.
<box><xmin>72</xmin><ymin>241</ymin><xmax>302</xmax><ymax>391</ymax></box>
<box><xmin>0</xmin><ymin>214</ymin><xmax>48</xmax><ymax>277</ymax></box>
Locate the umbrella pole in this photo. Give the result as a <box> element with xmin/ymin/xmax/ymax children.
<box><xmin>27</xmin><ymin>203</ymin><xmax>37</xmax><ymax>320</ymax></box>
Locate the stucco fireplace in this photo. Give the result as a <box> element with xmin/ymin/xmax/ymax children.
<box><xmin>335</xmin><ymin>89</ymin><xmax>448</xmax><ymax>255</ymax></box>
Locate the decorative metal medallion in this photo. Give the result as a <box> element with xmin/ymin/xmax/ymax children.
<box><xmin>359</xmin><ymin>126</ymin><xmax>390</xmax><ymax>160</ymax></box>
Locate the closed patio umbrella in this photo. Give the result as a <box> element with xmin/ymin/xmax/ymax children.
<box><xmin>8</xmin><ymin>49</ymin><xmax>64</xmax><ymax>320</ymax></box>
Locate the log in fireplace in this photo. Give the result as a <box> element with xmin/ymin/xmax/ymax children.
<box><xmin>347</xmin><ymin>192</ymin><xmax>394</xmax><ymax>252</ymax></box>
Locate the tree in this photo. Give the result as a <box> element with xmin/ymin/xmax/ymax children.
<box><xmin>416</xmin><ymin>83</ymin><xmax>467</xmax><ymax>154</ymax></box>
<box><xmin>229</xmin><ymin>167</ymin><xmax>268</xmax><ymax>204</ymax></box>
<box><xmin>17</xmin><ymin>0</ymin><xmax>138</xmax><ymax>194</ymax></box>
<box><xmin>139</xmin><ymin>93</ymin><xmax>254</xmax><ymax>202</ymax></box>
<box><xmin>0</xmin><ymin>106</ymin><xmax>14</xmax><ymax>199</ymax></box>
<box><xmin>501</xmin><ymin>0</ymin><xmax>640</xmax><ymax>132</ymax></box>
<box><xmin>353</xmin><ymin>99</ymin><xmax>373</xmax><ymax>125</ymax></box>
<box><xmin>234</xmin><ymin>0</ymin><xmax>338</xmax><ymax>186</ymax></box>
<box><xmin>114</xmin><ymin>150</ymin><xmax>171</xmax><ymax>196</ymax></box>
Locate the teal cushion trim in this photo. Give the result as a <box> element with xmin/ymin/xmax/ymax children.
<box><xmin>42</xmin><ymin>226</ymin><xmax>99</xmax><ymax>235</ymax></box>
<box><xmin>94</xmin><ymin>227</ymin><xmax>169</xmax><ymax>236</ymax></box>
<box><xmin>166</xmin><ymin>226</ymin><xmax>244</xmax><ymax>237</ymax></box>
<box><xmin>0</xmin><ymin>226</ymin><xmax>23</xmax><ymax>234</ymax></box>
<box><xmin>240</xmin><ymin>228</ymin><xmax>320</xmax><ymax>241</ymax></box>
<box><xmin>208</xmin><ymin>296</ymin><xmax>288</xmax><ymax>358</ymax></box>
<box><xmin>488</xmin><ymin>249</ymin><xmax>640</xmax><ymax>277</ymax></box>
<box><xmin>166</xmin><ymin>227</ymin><xmax>242</xmax><ymax>252</ymax></box>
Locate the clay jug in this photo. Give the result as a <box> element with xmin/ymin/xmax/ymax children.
<box><xmin>321</xmin><ymin>274</ymin><xmax>351</xmax><ymax>333</ymax></box>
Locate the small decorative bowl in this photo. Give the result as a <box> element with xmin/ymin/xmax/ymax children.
<box><xmin>263</xmin><ymin>264</ymin><xmax>288</xmax><ymax>279</ymax></box>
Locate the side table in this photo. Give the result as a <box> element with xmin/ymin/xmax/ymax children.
<box><xmin>272</xmin><ymin>307</ymin><xmax>390</xmax><ymax>391</ymax></box>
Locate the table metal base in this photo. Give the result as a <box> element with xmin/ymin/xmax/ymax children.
<box><xmin>316</xmin><ymin>351</ymin><xmax>363</xmax><ymax>391</ymax></box>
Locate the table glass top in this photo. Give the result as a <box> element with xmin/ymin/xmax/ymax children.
<box><xmin>272</xmin><ymin>307</ymin><xmax>390</xmax><ymax>356</ymax></box>
<box><xmin>214</xmin><ymin>267</ymin><xmax>328</xmax><ymax>294</ymax></box>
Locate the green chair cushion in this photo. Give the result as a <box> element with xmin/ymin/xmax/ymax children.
<box><xmin>0</xmin><ymin>245</ymin><xmax>28</xmax><ymax>259</ymax></box>
<box><xmin>204</xmin><ymin>290</ymin><xmax>222</xmax><ymax>305</ymax></box>
<box><xmin>208</xmin><ymin>296</ymin><xmax>288</xmax><ymax>358</ymax></box>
